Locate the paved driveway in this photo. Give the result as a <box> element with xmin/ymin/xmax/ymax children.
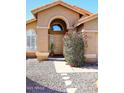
<box><xmin>26</xmin><ymin>59</ymin><xmax>98</xmax><ymax>93</ymax></box>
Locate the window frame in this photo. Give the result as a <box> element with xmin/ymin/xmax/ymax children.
<box><xmin>51</xmin><ymin>24</ymin><xmax>63</xmax><ymax>31</ymax></box>
<box><xmin>26</xmin><ymin>29</ymin><xmax>37</xmax><ymax>51</ymax></box>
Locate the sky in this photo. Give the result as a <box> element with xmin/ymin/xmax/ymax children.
<box><xmin>26</xmin><ymin>0</ymin><xmax>98</xmax><ymax>20</ymax></box>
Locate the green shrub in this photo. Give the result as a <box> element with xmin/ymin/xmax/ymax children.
<box><xmin>63</xmin><ymin>31</ymin><xmax>85</xmax><ymax>67</ymax></box>
<box><xmin>50</xmin><ymin>43</ymin><xmax>55</xmax><ymax>56</ymax></box>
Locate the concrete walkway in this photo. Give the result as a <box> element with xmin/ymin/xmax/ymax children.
<box><xmin>54</xmin><ymin>61</ymin><xmax>97</xmax><ymax>73</ymax></box>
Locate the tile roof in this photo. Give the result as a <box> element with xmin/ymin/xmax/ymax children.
<box><xmin>26</xmin><ymin>18</ymin><xmax>37</xmax><ymax>24</ymax></box>
<box><xmin>31</xmin><ymin>1</ymin><xmax>93</xmax><ymax>17</ymax></box>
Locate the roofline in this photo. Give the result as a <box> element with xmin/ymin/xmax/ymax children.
<box><xmin>75</xmin><ymin>13</ymin><xmax>98</xmax><ymax>27</ymax></box>
<box><xmin>26</xmin><ymin>18</ymin><xmax>37</xmax><ymax>24</ymax></box>
<box><xmin>31</xmin><ymin>1</ymin><xmax>93</xmax><ymax>18</ymax></box>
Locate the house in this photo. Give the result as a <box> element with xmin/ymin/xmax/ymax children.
<box><xmin>26</xmin><ymin>1</ymin><xmax>98</xmax><ymax>63</ymax></box>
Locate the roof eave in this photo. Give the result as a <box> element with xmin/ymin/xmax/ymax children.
<box><xmin>75</xmin><ymin>14</ymin><xmax>98</xmax><ymax>27</ymax></box>
<box><xmin>26</xmin><ymin>18</ymin><xmax>37</xmax><ymax>25</ymax></box>
<box><xmin>31</xmin><ymin>1</ymin><xmax>92</xmax><ymax>18</ymax></box>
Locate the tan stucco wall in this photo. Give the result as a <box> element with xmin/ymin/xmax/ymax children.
<box><xmin>36</xmin><ymin>28</ymin><xmax>49</xmax><ymax>52</ymax></box>
<box><xmin>26</xmin><ymin>51</ymin><xmax>36</xmax><ymax>58</ymax></box>
<box><xmin>84</xmin><ymin>18</ymin><xmax>98</xmax><ymax>30</ymax></box>
<box><xmin>77</xmin><ymin>18</ymin><xmax>98</xmax><ymax>62</ymax></box>
<box><xmin>35</xmin><ymin>5</ymin><xmax>82</xmax><ymax>53</ymax></box>
<box><xmin>84</xmin><ymin>32</ymin><xmax>98</xmax><ymax>62</ymax></box>
<box><xmin>84</xmin><ymin>18</ymin><xmax>98</xmax><ymax>55</ymax></box>
<box><xmin>85</xmin><ymin>32</ymin><xmax>98</xmax><ymax>54</ymax></box>
<box><xmin>37</xmin><ymin>5</ymin><xmax>80</xmax><ymax>28</ymax></box>
<box><xmin>26</xmin><ymin>21</ymin><xmax>37</xmax><ymax>31</ymax></box>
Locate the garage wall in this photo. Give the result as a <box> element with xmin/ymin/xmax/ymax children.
<box><xmin>84</xmin><ymin>18</ymin><xmax>98</xmax><ymax>30</ymax></box>
<box><xmin>77</xmin><ymin>18</ymin><xmax>98</xmax><ymax>62</ymax></box>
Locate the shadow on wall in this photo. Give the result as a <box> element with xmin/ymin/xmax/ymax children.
<box><xmin>26</xmin><ymin>77</ymin><xmax>66</xmax><ymax>93</ymax></box>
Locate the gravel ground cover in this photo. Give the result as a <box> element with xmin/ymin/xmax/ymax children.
<box><xmin>26</xmin><ymin>59</ymin><xmax>98</xmax><ymax>93</ymax></box>
<box><xmin>66</xmin><ymin>73</ymin><xmax>98</xmax><ymax>93</ymax></box>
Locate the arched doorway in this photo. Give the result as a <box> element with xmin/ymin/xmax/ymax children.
<box><xmin>48</xmin><ymin>18</ymin><xmax>68</xmax><ymax>55</ymax></box>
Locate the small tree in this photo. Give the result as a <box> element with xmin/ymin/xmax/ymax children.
<box><xmin>63</xmin><ymin>31</ymin><xmax>85</xmax><ymax>67</ymax></box>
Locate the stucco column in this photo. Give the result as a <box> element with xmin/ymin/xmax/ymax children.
<box><xmin>36</xmin><ymin>28</ymin><xmax>49</xmax><ymax>61</ymax></box>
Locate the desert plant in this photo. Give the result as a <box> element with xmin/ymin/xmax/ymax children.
<box><xmin>63</xmin><ymin>31</ymin><xmax>85</xmax><ymax>67</ymax></box>
<box><xmin>50</xmin><ymin>43</ymin><xmax>55</xmax><ymax>56</ymax></box>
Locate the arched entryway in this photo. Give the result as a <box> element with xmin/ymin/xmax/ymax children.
<box><xmin>48</xmin><ymin>18</ymin><xmax>68</xmax><ymax>55</ymax></box>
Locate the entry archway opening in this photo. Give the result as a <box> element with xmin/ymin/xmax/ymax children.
<box><xmin>48</xmin><ymin>18</ymin><xmax>68</xmax><ymax>55</ymax></box>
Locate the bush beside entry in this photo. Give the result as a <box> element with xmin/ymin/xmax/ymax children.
<box><xmin>63</xmin><ymin>31</ymin><xmax>85</xmax><ymax>67</ymax></box>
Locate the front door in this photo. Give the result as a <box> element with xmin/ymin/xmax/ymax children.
<box><xmin>54</xmin><ymin>34</ymin><xmax>64</xmax><ymax>54</ymax></box>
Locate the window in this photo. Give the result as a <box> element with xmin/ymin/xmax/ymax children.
<box><xmin>26</xmin><ymin>30</ymin><xmax>36</xmax><ymax>51</ymax></box>
<box><xmin>51</xmin><ymin>24</ymin><xmax>63</xmax><ymax>31</ymax></box>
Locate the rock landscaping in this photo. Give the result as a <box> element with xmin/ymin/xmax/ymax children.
<box><xmin>26</xmin><ymin>59</ymin><xmax>98</xmax><ymax>93</ymax></box>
